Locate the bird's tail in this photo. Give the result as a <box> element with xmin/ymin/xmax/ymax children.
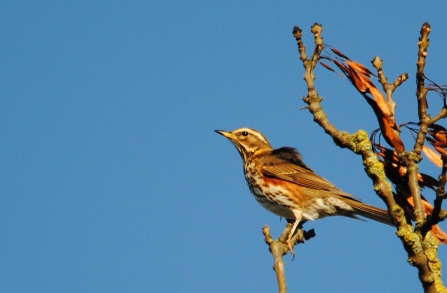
<box><xmin>345</xmin><ymin>199</ymin><xmax>395</xmax><ymax>226</ymax></box>
<box><xmin>347</xmin><ymin>199</ymin><xmax>447</xmax><ymax>244</ymax></box>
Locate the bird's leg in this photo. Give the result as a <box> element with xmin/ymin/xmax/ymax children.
<box><xmin>288</xmin><ymin>210</ymin><xmax>303</xmax><ymax>256</ymax></box>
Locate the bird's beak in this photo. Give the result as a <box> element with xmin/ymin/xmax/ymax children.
<box><xmin>215</xmin><ymin>130</ymin><xmax>236</xmax><ymax>140</ymax></box>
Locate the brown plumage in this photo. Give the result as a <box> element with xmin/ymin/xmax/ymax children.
<box><xmin>216</xmin><ymin>127</ymin><xmax>394</xmax><ymax>253</ymax></box>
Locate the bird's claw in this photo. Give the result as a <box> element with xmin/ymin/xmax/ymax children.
<box><xmin>287</xmin><ymin>239</ymin><xmax>296</xmax><ymax>261</ymax></box>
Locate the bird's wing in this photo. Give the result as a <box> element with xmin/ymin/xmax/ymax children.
<box><xmin>258</xmin><ymin>152</ymin><xmax>358</xmax><ymax>200</ymax></box>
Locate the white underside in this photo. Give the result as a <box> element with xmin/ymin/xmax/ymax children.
<box><xmin>250</xmin><ymin>183</ymin><xmax>354</xmax><ymax>221</ymax></box>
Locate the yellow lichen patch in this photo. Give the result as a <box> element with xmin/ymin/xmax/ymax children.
<box><xmin>313</xmin><ymin>109</ymin><xmax>327</xmax><ymax>121</ymax></box>
<box><xmin>347</xmin><ymin>130</ymin><xmax>371</xmax><ymax>153</ymax></box>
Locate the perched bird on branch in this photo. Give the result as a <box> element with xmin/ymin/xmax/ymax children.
<box><xmin>216</xmin><ymin>127</ymin><xmax>394</xmax><ymax>253</ymax></box>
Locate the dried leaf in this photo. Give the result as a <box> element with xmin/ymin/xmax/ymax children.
<box><xmin>330</xmin><ymin>47</ymin><xmax>350</xmax><ymax>60</ymax></box>
<box><xmin>320</xmin><ymin>62</ymin><xmax>337</xmax><ymax>73</ymax></box>
<box><xmin>422</xmin><ymin>145</ymin><xmax>443</xmax><ymax>167</ymax></box>
<box><xmin>428</xmin><ymin>124</ymin><xmax>447</xmax><ymax>147</ymax></box>
<box><xmin>431</xmin><ymin>225</ymin><xmax>447</xmax><ymax>244</ymax></box>
<box><xmin>346</xmin><ymin>60</ymin><xmax>373</xmax><ymax>77</ymax></box>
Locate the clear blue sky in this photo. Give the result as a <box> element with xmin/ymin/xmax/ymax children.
<box><xmin>1</xmin><ymin>1</ymin><xmax>447</xmax><ymax>292</ymax></box>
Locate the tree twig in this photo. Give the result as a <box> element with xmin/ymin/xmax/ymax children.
<box><xmin>262</xmin><ymin>224</ymin><xmax>316</xmax><ymax>293</ymax></box>
<box><xmin>411</xmin><ymin>23</ymin><xmax>432</xmax><ymax>222</ymax></box>
<box><xmin>263</xmin><ymin>225</ymin><xmax>288</xmax><ymax>293</ymax></box>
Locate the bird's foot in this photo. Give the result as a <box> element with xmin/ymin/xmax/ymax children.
<box><xmin>287</xmin><ymin>234</ymin><xmax>296</xmax><ymax>260</ymax></box>
<box><xmin>288</xmin><ymin>241</ymin><xmax>296</xmax><ymax>260</ymax></box>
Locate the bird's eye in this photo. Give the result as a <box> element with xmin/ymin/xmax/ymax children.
<box><xmin>242</xmin><ymin>131</ymin><xmax>248</xmax><ymax>136</ymax></box>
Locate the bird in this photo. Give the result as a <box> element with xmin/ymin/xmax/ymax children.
<box><xmin>215</xmin><ymin>127</ymin><xmax>394</xmax><ymax>253</ymax></box>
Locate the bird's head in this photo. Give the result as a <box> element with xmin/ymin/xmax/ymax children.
<box><xmin>215</xmin><ymin>127</ymin><xmax>273</xmax><ymax>160</ymax></box>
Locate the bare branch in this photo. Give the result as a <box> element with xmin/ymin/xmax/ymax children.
<box><xmin>292</xmin><ymin>26</ymin><xmax>307</xmax><ymax>61</ymax></box>
<box><xmin>263</xmin><ymin>225</ymin><xmax>288</xmax><ymax>293</ymax></box>
<box><xmin>416</xmin><ymin>23</ymin><xmax>431</xmax><ymax>121</ymax></box>
<box><xmin>394</xmin><ymin>73</ymin><xmax>409</xmax><ymax>89</ymax></box>
<box><xmin>407</xmin><ymin>23</ymin><xmax>433</xmax><ymax>224</ymax></box>
<box><xmin>429</xmin><ymin>109</ymin><xmax>447</xmax><ymax>125</ymax></box>
<box><xmin>262</xmin><ymin>224</ymin><xmax>315</xmax><ymax>293</ymax></box>
<box><xmin>371</xmin><ymin>56</ymin><xmax>408</xmax><ymax>116</ymax></box>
